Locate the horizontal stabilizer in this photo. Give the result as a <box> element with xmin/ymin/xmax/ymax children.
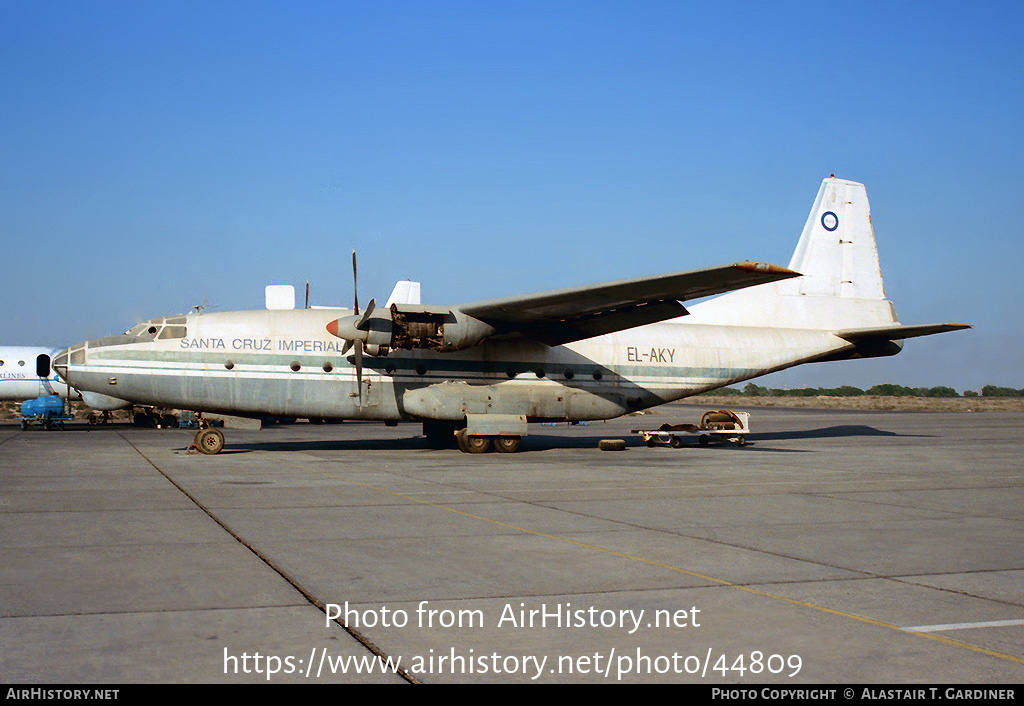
<box><xmin>835</xmin><ymin>322</ymin><xmax>971</xmax><ymax>342</ymax></box>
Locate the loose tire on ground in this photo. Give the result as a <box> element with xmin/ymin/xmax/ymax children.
<box><xmin>195</xmin><ymin>428</ymin><xmax>225</xmax><ymax>455</ymax></box>
<box><xmin>598</xmin><ymin>439</ymin><xmax>627</xmax><ymax>451</ymax></box>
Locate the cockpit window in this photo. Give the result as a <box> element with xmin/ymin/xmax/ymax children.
<box><xmin>123</xmin><ymin>316</ymin><xmax>187</xmax><ymax>341</ymax></box>
<box><xmin>125</xmin><ymin>322</ymin><xmax>153</xmax><ymax>337</ymax></box>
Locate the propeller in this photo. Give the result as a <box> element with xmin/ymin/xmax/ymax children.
<box><xmin>339</xmin><ymin>298</ymin><xmax>375</xmax><ymax>354</ymax></box>
<box><xmin>331</xmin><ymin>250</ymin><xmax>377</xmax><ymax>406</ymax></box>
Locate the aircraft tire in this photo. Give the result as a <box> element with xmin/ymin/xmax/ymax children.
<box><xmin>455</xmin><ymin>430</ymin><xmax>491</xmax><ymax>453</ymax></box>
<box><xmin>195</xmin><ymin>428</ymin><xmax>225</xmax><ymax>455</ymax></box>
<box><xmin>598</xmin><ymin>439</ymin><xmax>626</xmax><ymax>451</ymax></box>
<box><xmin>464</xmin><ymin>435</ymin><xmax>491</xmax><ymax>454</ymax></box>
<box><xmin>493</xmin><ymin>436</ymin><xmax>521</xmax><ymax>453</ymax></box>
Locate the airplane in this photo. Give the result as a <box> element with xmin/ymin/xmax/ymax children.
<box><xmin>53</xmin><ymin>177</ymin><xmax>969</xmax><ymax>454</ymax></box>
<box><xmin>0</xmin><ymin>346</ymin><xmax>80</xmax><ymax>401</ymax></box>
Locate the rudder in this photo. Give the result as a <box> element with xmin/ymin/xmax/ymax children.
<box><xmin>785</xmin><ymin>177</ymin><xmax>885</xmax><ymax>300</ymax></box>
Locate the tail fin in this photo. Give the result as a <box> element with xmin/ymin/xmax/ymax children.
<box><xmin>689</xmin><ymin>176</ymin><xmax>899</xmax><ymax>331</ymax></box>
<box><xmin>785</xmin><ymin>177</ymin><xmax>885</xmax><ymax>300</ymax></box>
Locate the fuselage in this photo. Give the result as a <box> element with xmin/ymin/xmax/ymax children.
<box><xmin>53</xmin><ymin>307</ymin><xmax>855</xmax><ymax>423</ymax></box>
<box><xmin>0</xmin><ymin>346</ymin><xmax>78</xmax><ymax>401</ymax></box>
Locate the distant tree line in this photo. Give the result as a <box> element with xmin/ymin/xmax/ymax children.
<box><xmin>702</xmin><ymin>384</ymin><xmax>1024</xmax><ymax>398</ymax></box>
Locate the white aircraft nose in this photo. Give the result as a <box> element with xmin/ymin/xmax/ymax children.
<box><xmin>51</xmin><ymin>342</ymin><xmax>89</xmax><ymax>382</ymax></box>
<box><xmin>52</xmin><ymin>348</ymin><xmax>70</xmax><ymax>370</ymax></box>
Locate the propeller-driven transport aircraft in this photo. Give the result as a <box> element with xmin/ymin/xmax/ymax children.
<box><xmin>53</xmin><ymin>177</ymin><xmax>968</xmax><ymax>454</ymax></box>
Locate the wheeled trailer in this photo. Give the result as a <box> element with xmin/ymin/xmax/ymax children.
<box><xmin>632</xmin><ymin>409</ymin><xmax>750</xmax><ymax>447</ymax></box>
<box><xmin>18</xmin><ymin>412</ymin><xmax>74</xmax><ymax>431</ymax></box>
<box><xmin>18</xmin><ymin>395</ymin><xmax>73</xmax><ymax>430</ymax></box>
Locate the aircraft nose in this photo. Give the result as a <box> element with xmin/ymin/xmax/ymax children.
<box><xmin>51</xmin><ymin>342</ymin><xmax>86</xmax><ymax>382</ymax></box>
<box><xmin>52</xmin><ymin>347</ymin><xmax>71</xmax><ymax>379</ymax></box>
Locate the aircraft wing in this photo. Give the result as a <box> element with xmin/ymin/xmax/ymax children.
<box><xmin>458</xmin><ymin>261</ymin><xmax>799</xmax><ymax>346</ymax></box>
<box><xmin>835</xmin><ymin>323</ymin><xmax>971</xmax><ymax>342</ymax></box>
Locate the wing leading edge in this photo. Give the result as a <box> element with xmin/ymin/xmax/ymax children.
<box><xmin>459</xmin><ymin>261</ymin><xmax>799</xmax><ymax>346</ymax></box>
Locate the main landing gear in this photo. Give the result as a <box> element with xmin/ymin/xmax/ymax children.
<box><xmin>455</xmin><ymin>429</ymin><xmax>522</xmax><ymax>454</ymax></box>
<box><xmin>423</xmin><ymin>420</ymin><xmax>523</xmax><ymax>453</ymax></box>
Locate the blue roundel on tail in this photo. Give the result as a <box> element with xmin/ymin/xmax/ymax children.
<box><xmin>821</xmin><ymin>211</ymin><xmax>839</xmax><ymax>231</ymax></box>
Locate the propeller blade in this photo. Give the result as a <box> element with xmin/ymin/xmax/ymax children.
<box><xmin>352</xmin><ymin>249</ymin><xmax>359</xmax><ymax>316</ymax></box>
<box><xmin>357</xmin><ymin>298</ymin><xmax>376</xmax><ymax>330</ymax></box>
<box><xmin>354</xmin><ymin>340</ymin><xmax>363</xmax><ymax>406</ymax></box>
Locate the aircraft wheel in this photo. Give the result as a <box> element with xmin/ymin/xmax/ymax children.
<box><xmin>195</xmin><ymin>428</ymin><xmax>225</xmax><ymax>455</ymax></box>
<box><xmin>456</xmin><ymin>430</ymin><xmax>491</xmax><ymax>453</ymax></box>
<box><xmin>493</xmin><ymin>435</ymin><xmax>521</xmax><ymax>453</ymax></box>
<box><xmin>668</xmin><ymin>435</ymin><xmax>682</xmax><ymax>448</ymax></box>
<box><xmin>698</xmin><ymin>434</ymin><xmax>710</xmax><ymax>446</ymax></box>
<box><xmin>736</xmin><ymin>436</ymin><xmax>746</xmax><ymax>447</ymax></box>
<box><xmin>465</xmin><ymin>435</ymin><xmax>491</xmax><ymax>453</ymax></box>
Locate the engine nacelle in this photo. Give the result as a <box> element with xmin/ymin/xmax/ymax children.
<box><xmin>389</xmin><ymin>305</ymin><xmax>496</xmax><ymax>352</ymax></box>
<box><xmin>326</xmin><ymin>304</ymin><xmax>497</xmax><ymax>354</ymax></box>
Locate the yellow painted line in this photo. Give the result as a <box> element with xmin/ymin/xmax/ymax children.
<box><xmin>280</xmin><ymin>455</ymin><xmax>1024</xmax><ymax>667</ymax></box>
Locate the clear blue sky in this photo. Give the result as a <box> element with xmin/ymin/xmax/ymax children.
<box><xmin>2</xmin><ymin>1</ymin><xmax>1021</xmax><ymax>391</ymax></box>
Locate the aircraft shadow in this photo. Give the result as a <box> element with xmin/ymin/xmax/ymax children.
<box><xmin>191</xmin><ymin>437</ymin><xmax>430</xmax><ymax>454</ymax></box>
<box><xmin>167</xmin><ymin>425</ymin><xmax>925</xmax><ymax>455</ymax></box>
<box><xmin>747</xmin><ymin>424</ymin><xmax>928</xmax><ymax>441</ymax></box>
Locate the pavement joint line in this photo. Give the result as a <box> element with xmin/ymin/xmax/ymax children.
<box><xmin>284</xmin><ymin>457</ymin><xmax>1024</xmax><ymax>668</ymax></box>
<box><xmin>118</xmin><ymin>432</ymin><xmax>419</xmax><ymax>684</ymax></box>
